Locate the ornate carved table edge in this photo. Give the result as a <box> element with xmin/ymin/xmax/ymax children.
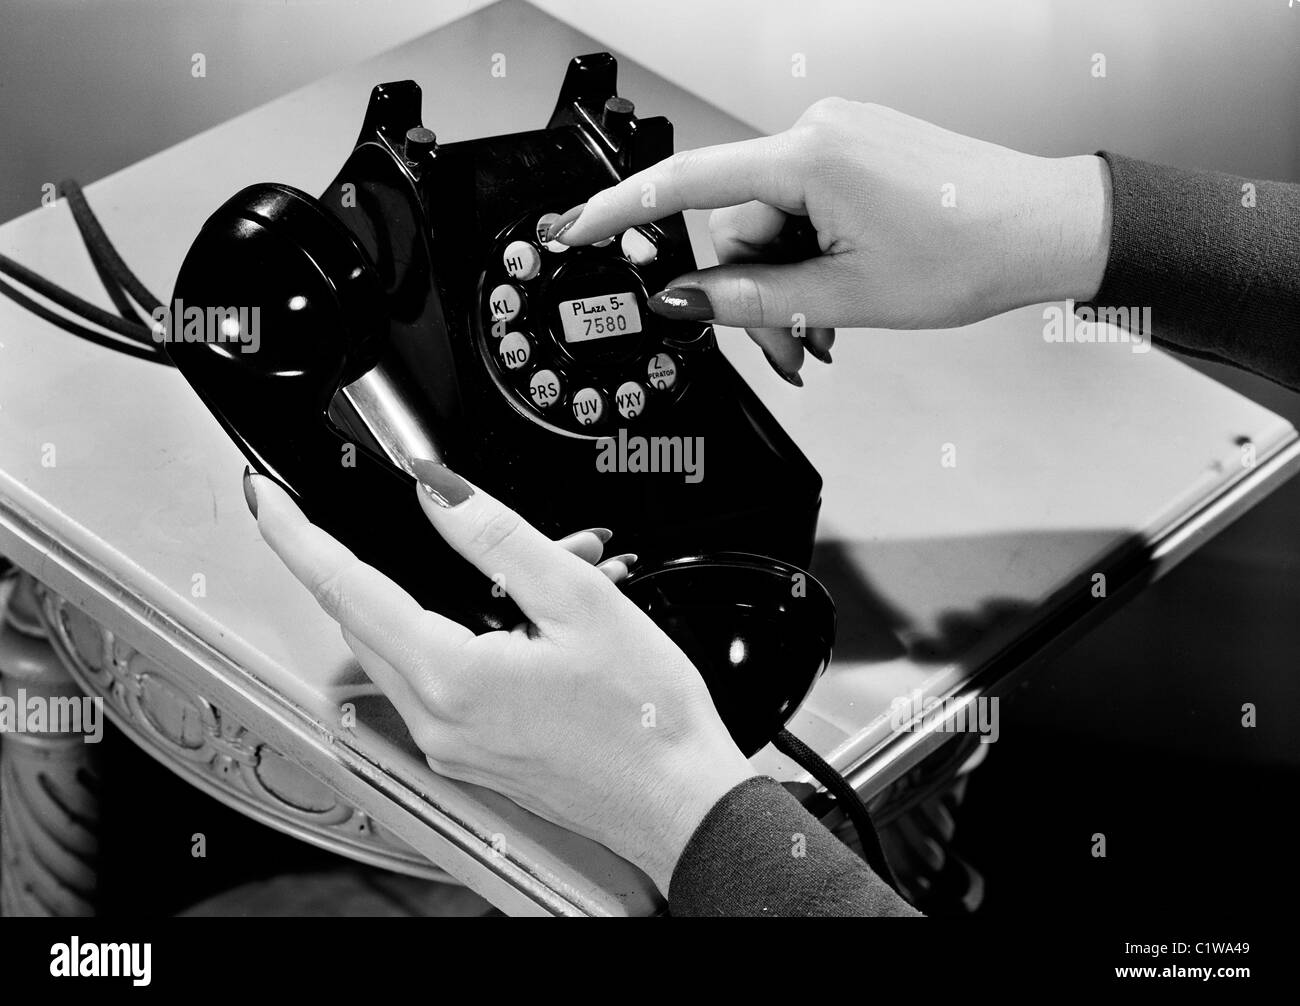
<box><xmin>0</xmin><ymin>570</ymin><xmax>455</xmax><ymax>918</ymax></box>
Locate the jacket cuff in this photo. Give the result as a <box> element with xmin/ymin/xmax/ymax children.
<box><xmin>668</xmin><ymin>776</ymin><xmax>919</xmax><ymax>917</ymax></box>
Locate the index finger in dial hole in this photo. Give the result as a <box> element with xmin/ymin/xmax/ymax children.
<box><xmin>561</xmin><ymin>136</ymin><xmax>797</xmax><ymax>246</ymax></box>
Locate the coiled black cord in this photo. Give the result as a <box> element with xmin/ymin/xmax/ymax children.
<box><xmin>773</xmin><ymin>727</ymin><xmax>903</xmax><ymax>894</ymax></box>
<box><xmin>0</xmin><ymin>178</ymin><xmax>172</xmax><ymax>365</ymax></box>
<box><xmin>58</xmin><ymin>178</ymin><xmax>164</xmax><ymax>319</ymax></box>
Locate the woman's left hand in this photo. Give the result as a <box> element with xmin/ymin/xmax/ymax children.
<box><xmin>245</xmin><ymin>461</ymin><xmax>754</xmax><ymax>895</ymax></box>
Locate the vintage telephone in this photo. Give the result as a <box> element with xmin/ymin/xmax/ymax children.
<box><xmin>0</xmin><ymin>54</ymin><xmax>895</xmax><ymax>882</ymax></box>
<box><xmin>0</xmin><ymin>53</ymin><xmax>909</xmax><ymax>883</ymax></box>
<box><xmin>163</xmin><ymin>52</ymin><xmax>837</xmax><ymax>758</ymax></box>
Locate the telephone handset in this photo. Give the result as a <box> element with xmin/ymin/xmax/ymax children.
<box><xmin>167</xmin><ymin>54</ymin><xmax>833</xmax><ymax>757</ymax></box>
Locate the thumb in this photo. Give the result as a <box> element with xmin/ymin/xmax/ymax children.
<box><xmin>649</xmin><ymin>258</ymin><xmax>849</xmax><ymax>329</ymax></box>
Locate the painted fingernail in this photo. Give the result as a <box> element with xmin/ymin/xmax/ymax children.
<box><xmin>545</xmin><ymin>204</ymin><xmax>584</xmax><ymax>242</ymax></box>
<box><xmin>763</xmin><ymin>352</ymin><xmax>804</xmax><ymax>387</ymax></box>
<box><xmin>242</xmin><ymin>465</ymin><xmax>258</xmax><ymax>518</ymax></box>
<box><xmin>649</xmin><ymin>286</ymin><xmax>713</xmax><ymax>321</ymax></box>
<box><xmin>584</xmin><ymin>527</ymin><xmax>614</xmax><ymax>544</ymax></box>
<box><xmin>805</xmin><ymin>327</ymin><xmax>835</xmax><ymax>364</ymax></box>
<box><xmin>412</xmin><ymin>458</ymin><xmax>475</xmax><ymax>508</ymax></box>
<box><xmin>606</xmin><ymin>552</ymin><xmax>638</xmax><ymax>568</ymax></box>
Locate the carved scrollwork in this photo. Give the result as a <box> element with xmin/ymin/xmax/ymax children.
<box><xmin>31</xmin><ymin>581</ymin><xmax>451</xmax><ymax>880</ymax></box>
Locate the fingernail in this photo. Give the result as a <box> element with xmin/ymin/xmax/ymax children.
<box><xmin>763</xmin><ymin>352</ymin><xmax>804</xmax><ymax>387</ymax></box>
<box><xmin>807</xmin><ymin>344</ymin><xmax>833</xmax><ymax>364</ymax></box>
<box><xmin>607</xmin><ymin>552</ymin><xmax>638</xmax><ymax>568</ymax></box>
<box><xmin>585</xmin><ymin>527</ymin><xmax>614</xmax><ymax>544</ymax></box>
<box><xmin>412</xmin><ymin>458</ymin><xmax>475</xmax><ymax>508</ymax></box>
<box><xmin>649</xmin><ymin>286</ymin><xmax>713</xmax><ymax>321</ymax></box>
<box><xmin>242</xmin><ymin>465</ymin><xmax>258</xmax><ymax>518</ymax></box>
<box><xmin>545</xmin><ymin>204</ymin><xmax>584</xmax><ymax>242</ymax></box>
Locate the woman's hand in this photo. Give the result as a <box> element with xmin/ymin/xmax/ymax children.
<box><xmin>245</xmin><ymin>461</ymin><xmax>755</xmax><ymax>895</ymax></box>
<box><xmin>550</xmin><ymin>98</ymin><xmax>1111</xmax><ymax>383</ymax></box>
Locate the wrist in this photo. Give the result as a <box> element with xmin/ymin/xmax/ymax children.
<box><xmin>1017</xmin><ymin>153</ymin><xmax>1113</xmax><ymax>306</ymax></box>
<box><xmin>622</xmin><ymin>743</ymin><xmax>756</xmax><ymax>897</ymax></box>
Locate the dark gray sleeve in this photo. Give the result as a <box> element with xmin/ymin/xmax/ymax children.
<box><xmin>1081</xmin><ymin>151</ymin><xmax>1300</xmax><ymax>390</ymax></box>
<box><xmin>667</xmin><ymin>776</ymin><xmax>920</xmax><ymax>917</ymax></box>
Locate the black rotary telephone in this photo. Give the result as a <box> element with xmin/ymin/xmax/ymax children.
<box><xmin>163</xmin><ymin>52</ymin><xmax>837</xmax><ymax>759</ymax></box>
<box><xmin>0</xmin><ymin>52</ymin><xmax>897</xmax><ymax>886</ymax></box>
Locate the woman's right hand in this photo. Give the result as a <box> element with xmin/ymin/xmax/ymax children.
<box><xmin>552</xmin><ymin>98</ymin><xmax>1112</xmax><ymax>383</ymax></box>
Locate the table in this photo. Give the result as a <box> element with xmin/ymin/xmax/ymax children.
<box><xmin>1</xmin><ymin>0</ymin><xmax>1296</xmax><ymax>916</ymax></box>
